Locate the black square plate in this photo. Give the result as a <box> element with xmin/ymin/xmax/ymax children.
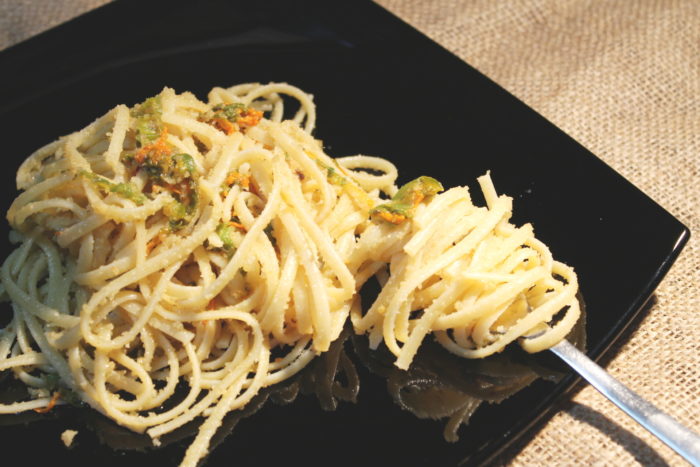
<box><xmin>0</xmin><ymin>1</ymin><xmax>689</xmax><ymax>466</ymax></box>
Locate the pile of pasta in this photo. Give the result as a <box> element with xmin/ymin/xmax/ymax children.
<box><xmin>0</xmin><ymin>83</ymin><xmax>579</xmax><ymax>466</ymax></box>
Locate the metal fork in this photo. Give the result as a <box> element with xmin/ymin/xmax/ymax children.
<box><xmin>550</xmin><ymin>339</ymin><xmax>700</xmax><ymax>465</ymax></box>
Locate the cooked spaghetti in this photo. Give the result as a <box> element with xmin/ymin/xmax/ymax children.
<box><xmin>0</xmin><ymin>82</ymin><xmax>580</xmax><ymax>466</ymax></box>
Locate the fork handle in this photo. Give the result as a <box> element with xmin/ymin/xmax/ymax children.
<box><xmin>550</xmin><ymin>339</ymin><xmax>700</xmax><ymax>465</ymax></box>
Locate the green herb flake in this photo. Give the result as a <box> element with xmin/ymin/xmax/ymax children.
<box><xmin>79</xmin><ymin>170</ymin><xmax>146</xmax><ymax>205</ymax></box>
<box><xmin>212</xmin><ymin>103</ymin><xmax>247</xmax><ymax>122</ymax></box>
<box><xmin>111</xmin><ymin>182</ymin><xmax>146</xmax><ymax>205</ymax></box>
<box><xmin>130</xmin><ymin>96</ymin><xmax>163</xmax><ymax>145</ymax></box>
<box><xmin>43</xmin><ymin>373</ymin><xmax>83</xmax><ymax>407</ymax></box>
<box><xmin>172</xmin><ymin>153</ymin><xmax>196</xmax><ymax>177</ymax></box>
<box><xmin>216</xmin><ymin>222</ymin><xmax>236</xmax><ymax>251</ymax></box>
<box><xmin>371</xmin><ymin>176</ymin><xmax>443</xmax><ymax>220</ymax></box>
<box><xmin>163</xmin><ymin>201</ymin><xmax>188</xmax><ymax>226</ymax></box>
<box><xmin>315</xmin><ymin>159</ymin><xmax>347</xmax><ymax>186</ymax></box>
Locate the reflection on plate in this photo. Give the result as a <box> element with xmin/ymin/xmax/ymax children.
<box><xmin>0</xmin><ymin>0</ymin><xmax>688</xmax><ymax>465</ymax></box>
<box><xmin>0</xmin><ymin>310</ymin><xmax>586</xmax><ymax>465</ymax></box>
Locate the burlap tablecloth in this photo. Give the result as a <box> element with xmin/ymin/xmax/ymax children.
<box><xmin>1</xmin><ymin>0</ymin><xmax>698</xmax><ymax>465</ymax></box>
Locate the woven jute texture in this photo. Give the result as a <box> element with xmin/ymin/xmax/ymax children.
<box><xmin>1</xmin><ymin>0</ymin><xmax>698</xmax><ymax>465</ymax></box>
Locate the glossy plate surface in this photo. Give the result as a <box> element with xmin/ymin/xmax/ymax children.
<box><xmin>0</xmin><ymin>1</ymin><xmax>689</xmax><ymax>465</ymax></box>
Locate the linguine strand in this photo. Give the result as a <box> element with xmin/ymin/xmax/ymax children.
<box><xmin>0</xmin><ymin>82</ymin><xmax>579</xmax><ymax>467</ymax></box>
